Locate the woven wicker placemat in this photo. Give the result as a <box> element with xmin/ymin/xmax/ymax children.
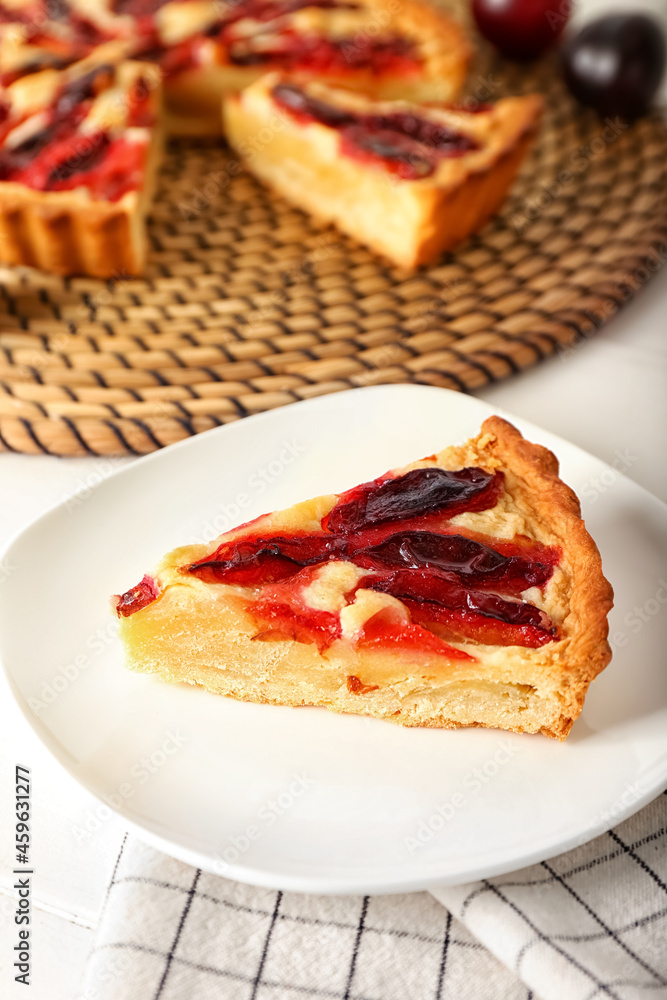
<box><xmin>1</xmin><ymin>42</ymin><xmax>666</xmax><ymax>456</ymax></box>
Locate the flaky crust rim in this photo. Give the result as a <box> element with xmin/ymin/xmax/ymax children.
<box><xmin>472</xmin><ymin>416</ymin><xmax>614</xmax><ymax>736</ymax></box>
<box><xmin>0</xmin><ymin>185</ymin><xmax>142</xmax><ymax>277</ymax></box>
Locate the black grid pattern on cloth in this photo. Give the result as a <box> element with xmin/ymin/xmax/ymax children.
<box><xmin>81</xmin><ymin>794</ymin><xmax>667</xmax><ymax>1000</ymax></box>
<box><xmin>84</xmin><ymin>837</ymin><xmax>530</xmax><ymax>1000</ymax></box>
<box><xmin>437</xmin><ymin>791</ymin><xmax>667</xmax><ymax>1000</ymax></box>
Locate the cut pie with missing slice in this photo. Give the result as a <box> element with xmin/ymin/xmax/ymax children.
<box><xmin>223</xmin><ymin>74</ymin><xmax>542</xmax><ymax>270</ymax></box>
<box><xmin>113</xmin><ymin>417</ymin><xmax>613</xmax><ymax>740</ymax></box>
<box><xmin>90</xmin><ymin>0</ymin><xmax>471</xmax><ymax>136</ymax></box>
<box><xmin>6</xmin><ymin>0</ymin><xmax>468</xmax><ymax>137</ymax></box>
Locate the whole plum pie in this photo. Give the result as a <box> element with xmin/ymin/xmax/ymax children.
<box><xmin>0</xmin><ymin>0</ymin><xmax>544</xmax><ymax>275</ymax></box>
<box><xmin>114</xmin><ymin>418</ymin><xmax>613</xmax><ymax>740</ymax></box>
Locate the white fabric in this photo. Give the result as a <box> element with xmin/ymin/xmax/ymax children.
<box><xmin>80</xmin><ymin>793</ymin><xmax>667</xmax><ymax>1000</ymax></box>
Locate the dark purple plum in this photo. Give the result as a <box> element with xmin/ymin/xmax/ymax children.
<box><xmin>561</xmin><ymin>14</ymin><xmax>666</xmax><ymax>120</ymax></box>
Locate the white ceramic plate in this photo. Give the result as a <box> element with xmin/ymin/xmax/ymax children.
<box><xmin>1</xmin><ymin>386</ymin><xmax>666</xmax><ymax>894</ymax></box>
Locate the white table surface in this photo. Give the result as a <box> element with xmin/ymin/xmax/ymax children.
<box><xmin>1</xmin><ymin>262</ymin><xmax>665</xmax><ymax>1000</ymax></box>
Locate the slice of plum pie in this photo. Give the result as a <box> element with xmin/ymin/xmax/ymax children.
<box><xmin>113</xmin><ymin>417</ymin><xmax>613</xmax><ymax>740</ymax></box>
<box><xmin>223</xmin><ymin>74</ymin><xmax>542</xmax><ymax>270</ymax></box>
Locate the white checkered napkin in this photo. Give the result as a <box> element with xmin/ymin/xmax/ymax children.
<box><xmin>432</xmin><ymin>792</ymin><xmax>667</xmax><ymax>1000</ymax></box>
<box><xmin>80</xmin><ymin>794</ymin><xmax>667</xmax><ymax>1000</ymax></box>
<box><xmin>79</xmin><ymin>838</ymin><xmax>528</xmax><ymax>1000</ymax></box>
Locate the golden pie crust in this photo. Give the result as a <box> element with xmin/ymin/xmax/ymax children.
<box><xmin>115</xmin><ymin>417</ymin><xmax>613</xmax><ymax>740</ymax></box>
